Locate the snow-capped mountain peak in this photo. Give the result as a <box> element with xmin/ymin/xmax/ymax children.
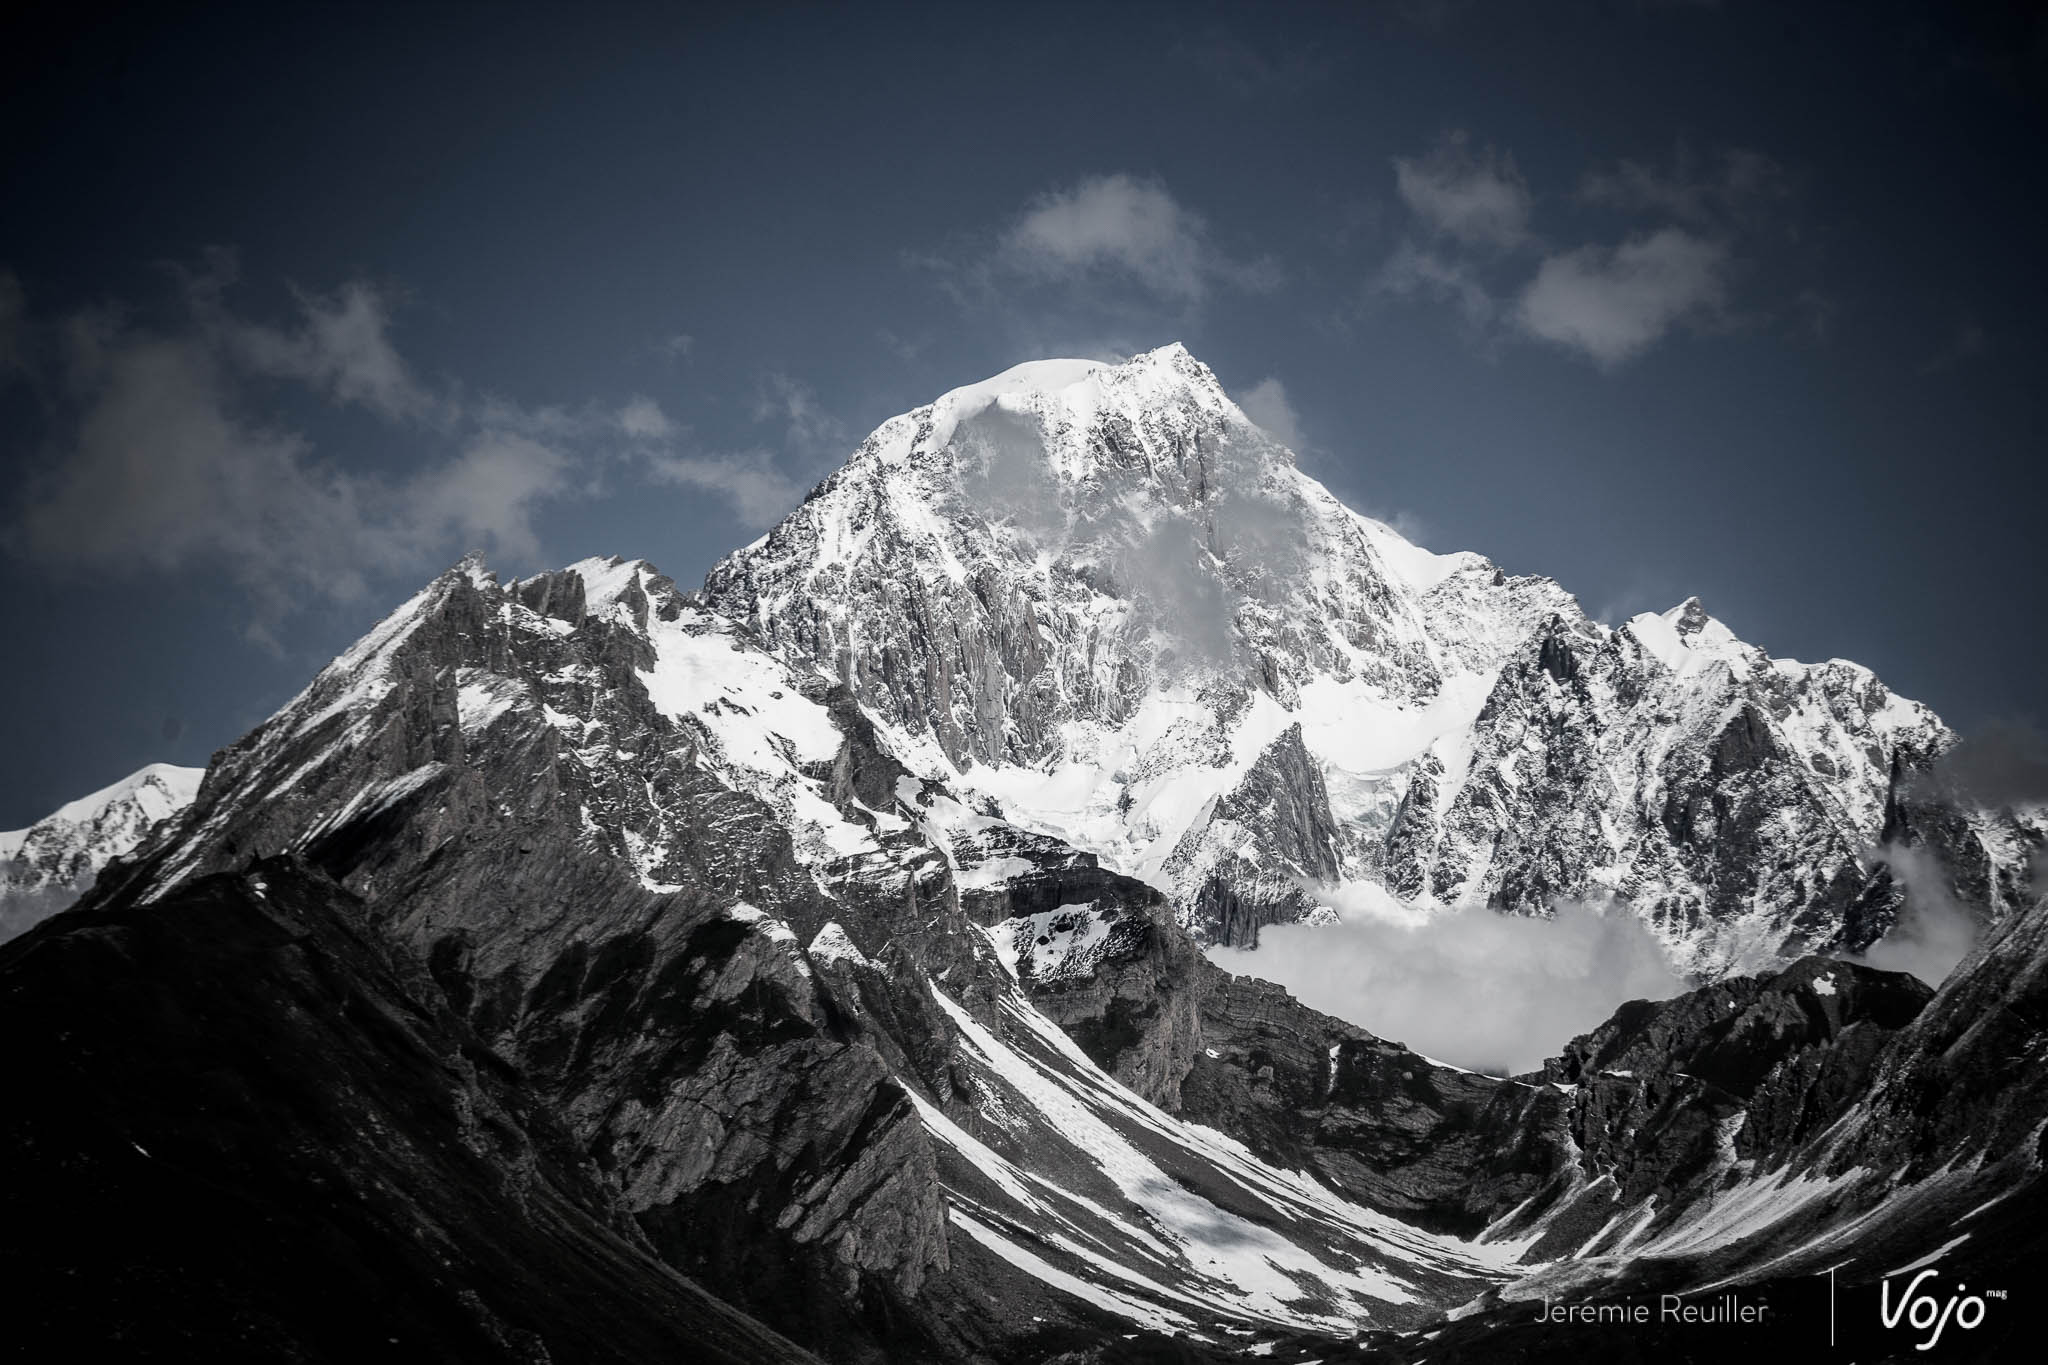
<box><xmin>1624</xmin><ymin>595</ymin><xmax>1747</xmax><ymax>675</ymax></box>
<box><xmin>703</xmin><ymin>345</ymin><xmax>2023</xmax><ymax>975</ymax></box>
<box><xmin>1</xmin><ymin>762</ymin><xmax>203</xmax><ymax>942</ymax></box>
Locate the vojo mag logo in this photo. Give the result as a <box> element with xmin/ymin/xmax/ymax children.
<box><xmin>1876</xmin><ymin>1269</ymin><xmax>2003</xmax><ymax>1352</ymax></box>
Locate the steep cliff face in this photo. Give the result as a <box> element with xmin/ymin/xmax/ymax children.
<box><xmin>702</xmin><ymin>345</ymin><xmax>2026</xmax><ymax>971</ymax></box>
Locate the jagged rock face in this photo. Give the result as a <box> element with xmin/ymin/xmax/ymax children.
<box><xmin>1488</xmin><ymin>956</ymin><xmax>1935</xmax><ymax>1262</ymax></box>
<box><xmin>1379</xmin><ymin>611</ymin><xmax>1967</xmax><ymax>975</ymax></box>
<box><xmin>701</xmin><ymin>345</ymin><xmax>2025</xmax><ymax>971</ymax></box>
<box><xmin>0</xmin><ymin>762</ymin><xmax>200</xmax><ymax>942</ymax></box>
<box><xmin>112</xmin><ymin>560</ymin><xmax>977</xmax><ymax>1354</ymax></box>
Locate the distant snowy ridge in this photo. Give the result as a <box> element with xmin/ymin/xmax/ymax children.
<box><xmin>1</xmin><ymin>763</ymin><xmax>203</xmax><ymax>942</ymax></box>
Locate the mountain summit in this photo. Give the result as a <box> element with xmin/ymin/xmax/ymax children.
<box><xmin>706</xmin><ymin>344</ymin><xmax>2030</xmax><ymax>974</ymax></box>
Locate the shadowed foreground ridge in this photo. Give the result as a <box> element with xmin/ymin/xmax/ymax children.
<box><xmin>0</xmin><ymin>859</ymin><xmax>818</xmax><ymax>1365</ymax></box>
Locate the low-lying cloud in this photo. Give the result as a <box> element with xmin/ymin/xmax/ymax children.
<box><xmin>1844</xmin><ymin>843</ymin><xmax>1982</xmax><ymax>987</ymax></box>
<box><xmin>1209</xmin><ymin>885</ymin><xmax>1685</xmax><ymax>1075</ymax></box>
<box><xmin>1236</xmin><ymin>376</ymin><xmax>1304</xmax><ymax>449</ymax></box>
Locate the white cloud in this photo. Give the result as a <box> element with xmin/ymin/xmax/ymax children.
<box><xmin>7</xmin><ymin>273</ymin><xmax>579</xmax><ymax>621</ymax></box>
<box><xmin>1002</xmin><ymin>174</ymin><xmax>1278</xmax><ymax>304</ymax></box>
<box><xmin>646</xmin><ymin>450</ymin><xmax>803</xmax><ymax>529</ymax></box>
<box><xmin>1514</xmin><ymin>227</ymin><xmax>1730</xmax><ymax>366</ymax></box>
<box><xmin>1393</xmin><ymin>131</ymin><xmax>1532</xmax><ymax>250</ymax></box>
<box><xmin>1843</xmin><ymin>844</ymin><xmax>1981</xmax><ymax>987</ymax></box>
<box><xmin>618</xmin><ymin>395</ymin><xmax>674</xmax><ymax>439</ymax></box>
<box><xmin>402</xmin><ymin>432</ymin><xmax>569</xmax><ymax>563</ymax></box>
<box><xmin>1236</xmin><ymin>376</ymin><xmax>1304</xmax><ymax>448</ymax></box>
<box><xmin>1209</xmin><ymin>886</ymin><xmax>1684</xmax><ymax>1075</ymax></box>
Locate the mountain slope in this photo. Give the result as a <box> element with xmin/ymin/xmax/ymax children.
<box><xmin>72</xmin><ymin>555</ymin><xmax>1590</xmax><ymax>1359</ymax></box>
<box><xmin>0</xmin><ymin>762</ymin><xmax>201</xmax><ymax>942</ymax></box>
<box><xmin>2</xmin><ymin>858</ymin><xmax>821</xmax><ymax>1365</ymax></box>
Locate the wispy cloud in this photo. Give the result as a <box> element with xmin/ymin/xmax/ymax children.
<box><xmin>982</xmin><ymin>173</ymin><xmax>1279</xmax><ymax>306</ymax></box>
<box><xmin>617</xmin><ymin>395</ymin><xmax>674</xmax><ymax>439</ymax></box>
<box><xmin>1374</xmin><ymin>131</ymin><xmax>1784</xmax><ymax>368</ymax></box>
<box><xmin>1236</xmin><ymin>376</ymin><xmax>1305</xmax><ymax>448</ymax></box>
<box><xmin>1393</xmin><ymin>130</ymin><xmax>1532</xmax><ymax>250</ymax></box>
<box><xmin>2</xmin><ymin>260</ymin><xmax>592</xmax><ymax>630</ymax></box>
<box><xmin>643</xmin><ymin>450</ymin><xmax>804</xmax><ymax>529</ymax></box>
<box><xmin>9</xmin><ymin>312</ymin><xmax>572</xmax><ymax>627</ymax></box>
<box><xmin>612</xmin><ymin>392</ymin><xmax>806</xmax><ymax>529</ymax></box>
<box><xmin>1375</xmin><ymin>241</ymin><xmax>1498</xmax><ymax>329</ymax></box>
<box><xmin>1007</xmin><ymin>174</ymin><xmax>1266</xmax><ymax>302</ymax></box>
<box><xmin>225</xmin><ymin>283</ymin><xmax>445</xmax><ymax>423</ymax></box>
<box><xmin>753</xmin><ymin>372</ymin><xmax>846</xmax><ymax>455</ymax></box>
<box><xmin>1514</xmin><ymin>227</ymin><xmax>1731</xmax><ymax>367</ymax></box>
<box><xmin>1578</xmin><ymin>146</ymin><xmax>1789</xmax><ymax>229</ymax></box>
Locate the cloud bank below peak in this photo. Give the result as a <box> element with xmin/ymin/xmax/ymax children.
<box><xmin>1210</xmin><ymin>885</ymin><xmax>1685</xmax><ymax>1076</ymax></box>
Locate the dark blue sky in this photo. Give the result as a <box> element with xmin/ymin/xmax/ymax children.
<box><xmin>2</xmin><ymin>0</ymin><xmax>2043</xmax><ymax>827</ymax></box>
